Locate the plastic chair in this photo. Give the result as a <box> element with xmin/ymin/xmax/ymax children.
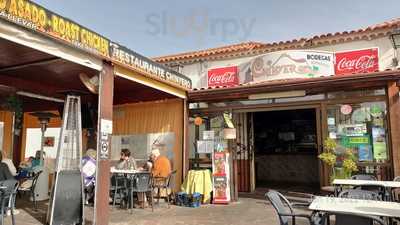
<box><xmin>127</xmin><ymin>172</ymin><xmax>153</xmax><ymax>213</ymax></box>
<box><xmin>326</xmin><ymin>212</ymin><xmax>385</xmax><ymax>225</ymax></box>
<box><xmin>338</xmin><ymin>189</ymin><xmax>381</xmax><ymax>200</ymax></box>
<box><xmin>0</xmin><ymin>179</ymin><xmax>19</xmax><ymax>225</ymax></box>
<box><xmin>265</xmin><ymin>190</ymin><xmax>326</xmax><ymax>225</ymax></box>
<box><xmin>153</xmin><ymin>170</ymin><xmax>176</xmax><ymax>208</ymax></box>
<box><xmin>351</xmin><ymin>174</ymin><xmax>377</xmax><ymax>180</ymax></box>
<box><xmin>110</xmin><ymin>174</ymin><xmax>127</xmax><ymax>207</ymax></box>
<box><xmin>18</xmin><ymin>170</ymin><xmax>42</xmax><ymax>210</ymax></box>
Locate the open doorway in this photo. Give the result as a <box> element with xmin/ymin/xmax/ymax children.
<box><xmin>252</xmin><ymin>108</ymin><xmax>320</xmax><ymax>193</ymax></box>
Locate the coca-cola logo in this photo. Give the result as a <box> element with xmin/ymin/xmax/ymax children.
<box><xmin>337</xmin><ymin>55</ymin><xmax>376</xmax><ymax>72</ymax></box>
<box><xmin>335</xmin><ymin>48</ymin><xmax>379</xmax><ymax>75</ymax></box>
<box><xmin>208</xmin><ymin>72</ymin><xmax>236</xmax><ymax>84</ymax></box>
<box><xmin>208</xmin><ymin>66</ymin><xmax>238</xmax><ymax>87</ymax></box>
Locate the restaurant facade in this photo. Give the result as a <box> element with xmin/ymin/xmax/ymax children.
<box><xmin>155</xmin><ymin>18</ymin><xmax>400</xmax><ymax>195</ymax></box>
<box><xmin>0</xmin><ymin>0</ymin><xmax>191</xmax><ymax>224</ymax></box>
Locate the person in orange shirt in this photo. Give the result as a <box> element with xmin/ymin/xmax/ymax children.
<box><xmin>150</xmin><ymin>149</ymin><xmax>171</xmax><ymax>178</ymax></box>
<box><xmin>150</xmin><ymin>149</ymin><xmax>172</xmax><ymax>202</ymax></box>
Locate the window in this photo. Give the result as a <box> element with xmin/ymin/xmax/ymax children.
<box><xmin>326</xmin><ymin>101</ymin><xmax>389</xmax><ymax>176</ymax></box>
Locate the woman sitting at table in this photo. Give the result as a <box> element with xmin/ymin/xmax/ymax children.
<box><xmin>116</xmin><ymin>148</ymin><xmax>137</xmax><ymax>170</ymax></box>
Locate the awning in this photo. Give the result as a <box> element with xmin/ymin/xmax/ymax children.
<box><xmin>188</xmin><ymin>70</ymin><xmax>400</xmax><ymax>102</ymax></box>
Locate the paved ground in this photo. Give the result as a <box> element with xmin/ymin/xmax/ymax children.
<box><xmin>9</xmin><ymin>197</ymin><xmax>311</xmax><ymax>225</ymax></box>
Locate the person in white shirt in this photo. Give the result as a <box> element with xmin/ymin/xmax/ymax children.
<box><xmin>1</xmin><ymin>151</ymin><xmax>16</xmax><ymax>176</ymax></box>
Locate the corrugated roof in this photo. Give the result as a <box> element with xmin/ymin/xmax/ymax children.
<box><xmin>154</xmin><ymin>18</ymin><xmax>400</xmax><ymax>64</ymax></box>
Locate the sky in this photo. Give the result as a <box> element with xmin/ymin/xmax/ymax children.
<box><xmin>34</xmin><ymin>0</ymin><xmax>400</xmax><ymax>58</ymax></box>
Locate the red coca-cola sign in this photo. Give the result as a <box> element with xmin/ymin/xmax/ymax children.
<box><xmin>208</xmin><ymin>66</ymin><xmax>239</xmax><ymax>87</ymax></box>
<box><xmin>335</xmin><ymin>48</ymin><xmax>379</xmax><ymax>75</ymax></box>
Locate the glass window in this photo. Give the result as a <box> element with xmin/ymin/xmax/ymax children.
<box><xmin>326</xmin><ymin>101</ymin><xmax>389</xmax><ymax>176</ymax></box>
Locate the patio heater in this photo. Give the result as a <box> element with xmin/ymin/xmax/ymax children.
<box><xmin>29</xmin><ymin>111</ymin><xmax>58</xmax><ymax>201</ymax></box>
<box><xmin>47</xmin><ymin>94</ymin><xmax>84</xmax><ymax>225</ymax></box>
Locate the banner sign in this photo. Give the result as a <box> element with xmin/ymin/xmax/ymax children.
<box><xmin>241</xmin><ymin>50</ymin><xmax>334</xmax><ymax>83</ymax></box>
<box><xmin>335</xmin><ymin>48</ymin><xmax>379</xmax><ymax>75</ymax></box>
<box><xmin>110</xmin><ymin>43</ymin><xmax>192</xmax><ymax>89</ymax></box>
<box><xmin>208</xmin><ymin>66</ymin><xmax>239</xmax><ymax>87</ymax></box>
<box><xmin>0</xmin><ymin>0</ymin><xmax>192</xmax><ymax>89</ymax></box>
<box><xmin>212</xmin><ymin>152</ymin><xmax>230</xmax><ymax>204</ymax></box>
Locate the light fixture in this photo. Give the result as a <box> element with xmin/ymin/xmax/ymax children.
<box><xmin>248</xmin><ymin>90</ymin><xmax>306</xmax><ymax>100</ymax></box>
<box><xmin>390</xmin><ymin>29</ymin><xmax>400</xmax><ymax>49</ymax></box>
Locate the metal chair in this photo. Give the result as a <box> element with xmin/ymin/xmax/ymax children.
<box><xmin>0</xmin><ymin>179</ymin><xmax>19</xmax><ymax>225</ymax></box>
<box><xmin>110</xmin><ymin>174</ymin><xmax>127</xmax><ymax>207</ymax></box>
<box><xmin>265</xmin><ymin>190</ymin><xmax>326</xmax><ymax>225</ymax></box>
<box><xmin>351</xmin><ymin>174</ymin><xmax>377</xmax><ymax>180</ymax></box>
<box><xmin>18</xmin><ymin>170</ymin><xmax>42</xmax><ymax>210</ymax></box>
<box><xmin>338</xmin><ymin>189</ymin><xmax>381</xmax><ymax>200</ymax></box>
<box><xmin>153</xmin><ymin>170</ymin><xmax>176</xmax><ymax>208</ymax></box>
<box><xmin>393</xmin><ymin>176</ymin><xmax>400</xmax><ymax>202</ymax></box>
<box><xmin>127</xmin><ymin>172</ymin><xmax>153</xmax><ymax>213</ymax></box>
<box><xmin>325</xmin><ymin>212</ymin><xmax>385</xmax><ymax>225</ymax></box>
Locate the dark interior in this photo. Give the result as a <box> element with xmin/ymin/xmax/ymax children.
<box><xmin>253</xmin><ymin>109</ymin><xmax>320</xmax><ymax>191</ymax></box>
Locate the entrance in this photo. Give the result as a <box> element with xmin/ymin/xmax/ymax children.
<box><xmin>252</xmin><ymin>108</ymin><xmax>320</xmax><ymax>193</ymax></box>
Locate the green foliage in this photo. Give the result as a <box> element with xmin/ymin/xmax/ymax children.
<box><xmin>318</xmin><ymin>152</ymin><xmax>336</xmax><ymax>167</ymax></box>
<box><xmin>319</xmin><ymin>138</ymin><xmax>358</xmax><ymax>183</ymax></box>
<box><xmin>2</xmin><ymin>95</ymin><xmax>23</xmax><ymax>130</ymax></box>
<box><xmin>323</xmin><ymin>138</ymin><xmax>337</xmax><ymax>152</ymax></box>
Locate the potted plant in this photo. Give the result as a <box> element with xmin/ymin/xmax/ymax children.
<box><xmin>318</xmin><ymin>138</ymin><xmax>358</xmax><ymax>184</ymax></box>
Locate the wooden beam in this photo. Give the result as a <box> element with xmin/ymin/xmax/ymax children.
<box><xmin>387</xmin><ymin>81</ymin><xmax>400</xmax><ymax>177</ymax></box>
<box><xmin>94</xmin><ymin>62</ymin><xmax>114</xmax><ymax>225</ymax></box>
<box><xmin>0</xmin><ymin>57</ymin><xmax>60</xmax><ymax>72</ymax></box>
<box><xmin>183</xmin><ymin>99</ymin><xmax>189</xmax><ymax>179</ymax></box>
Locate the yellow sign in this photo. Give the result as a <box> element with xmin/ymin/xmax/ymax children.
<box><xmin>0</xmin><ymin>0</ymin><xmax>192</xmax><ymax>89</ymax></box>
<box><xmin>0</xmin><ymin>0</ymin><xmax>109</xmax><ymax>56</ymax></box>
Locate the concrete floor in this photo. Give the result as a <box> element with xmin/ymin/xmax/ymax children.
<box><xmin>9</xmin><ymin>197</ymin><xmax>312</xmax><ymax>225</ymax></box>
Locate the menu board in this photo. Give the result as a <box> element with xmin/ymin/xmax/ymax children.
<box><xmin>212</xmin><ymin>152</ymin><xmax>231</xmax><ymax>204</ymax></box>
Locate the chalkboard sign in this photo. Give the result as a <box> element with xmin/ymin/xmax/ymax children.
<box><xmin>50</xmin><ymin>170</ymin><xmax>83</xmax><ymax>225</ymax></box>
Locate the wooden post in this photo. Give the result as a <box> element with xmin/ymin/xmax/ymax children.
<box><xmin>387</xmin><ymin>81</ymin><xmax>400</xmax><ymax>177</ymax></box>
<box><xmin>94</xmin><ymin>62</ymin><xmax>114</xmax><ymax>225</ymax></box>
<box><xmin>182</xmin><ymin>99</ymin><xmax>189</xmax><ymax>179</ymax></box>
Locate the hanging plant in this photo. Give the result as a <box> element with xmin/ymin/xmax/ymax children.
<box><xmin>2</xmin><ymin>95</ymin><xmax>23</xmax><ymax>132</ymax></box>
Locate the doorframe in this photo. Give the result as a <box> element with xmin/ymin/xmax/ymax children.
<box><xmin>238</xmin><ymin>104</ymin><xmax>323</xmax><ymax>192</ymax></box>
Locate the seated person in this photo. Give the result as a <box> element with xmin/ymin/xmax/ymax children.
<box><xmin>116</xmin><ymin>149</ymin><xmax>137</xmax><ymax>170</ymax></box>
<box><xmin>82</xmin><ymin>149</ymin><xmax>97</xmax><ymax>204</ymax></box>
<box><xmin>0</xmin><ymin>151</ymin><xmax>16</xmax><ymax>177</ymax></box>
<box><xmin>150</xmin><ymin>149</ymin><xmax>171</xmax><ymax>178</ymax></box>
<box><xmin>0</xmin><ymin>153</ymin><xmax>14</xmax><ymax>181</ymax></box>
<box><xmin>17</xmin><ymin>151</ymin><xmax>45</xmax><ymax>181</ymax></box>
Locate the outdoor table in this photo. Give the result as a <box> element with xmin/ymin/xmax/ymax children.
<box><xmin>332</xmin><ymin>179</ymin><xmax>400</xmax><ymax>200</ymax></box>
<box><xmin>309</xmin><ymin>196</ymin><xmax>400</xmax><ymax>219</ymax></box>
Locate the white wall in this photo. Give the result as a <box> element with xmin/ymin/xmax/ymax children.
<box><xmin>25</xmin><ymin>128</ymin><xmax>61</xmax><ymax>159</ymax></box>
